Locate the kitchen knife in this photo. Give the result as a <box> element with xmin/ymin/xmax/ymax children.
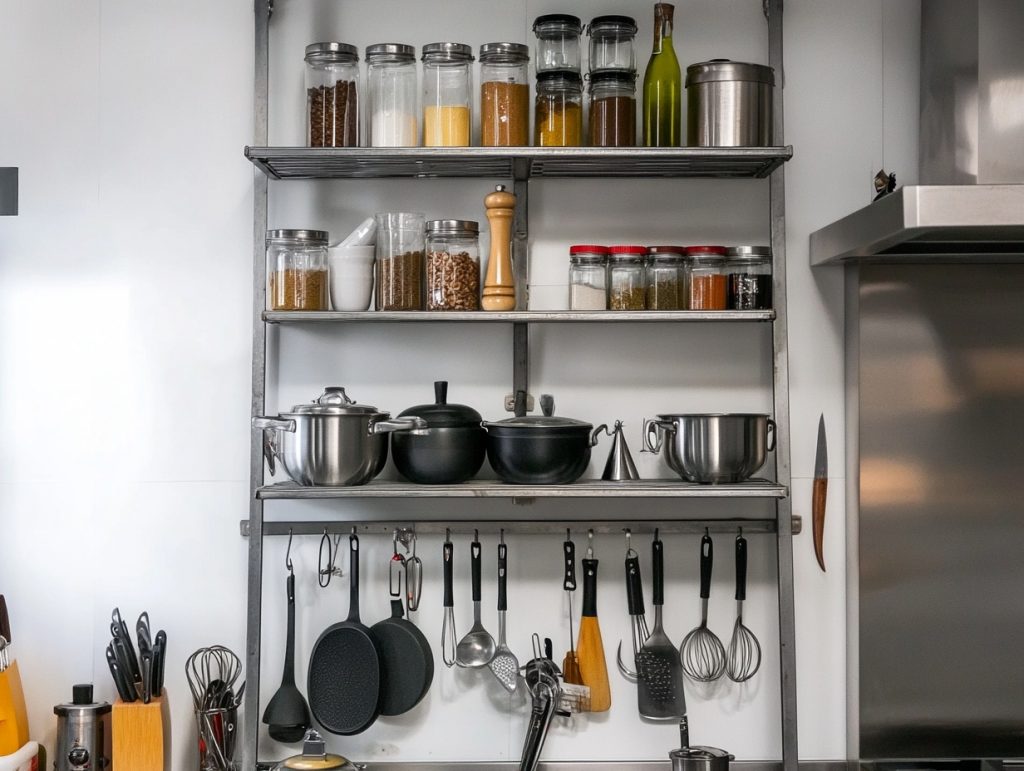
<box><xmin>106</xmin><ymin>643</ymin><xmax>136</xmax><ymax>702</ymax></box>
<box><xmin>0</xmin><ymin>595</ymin><xmax>10</xmax><ymax>643</ymax></box>
<box><xmin>141</xmin><ymin>648</ymin><xmax>153</xmax><ymax>704</ymax></box>
<box><xmin>111</xmin><ymin>636</ymin><xmax>139</xmax><ymax>700</ymax></box>
<box><xmin>153</xmin><ymin>629</ymin><xmax>167</xmax><ymax>693</ymax></box>
<box><xmin>813</xmin><ymin>413</ymin><xmax>828</xmax><ymax>572</ymax></box>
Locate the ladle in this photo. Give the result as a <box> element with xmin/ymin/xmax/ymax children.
<box><xmin>456</xmin><ymin>531</ymin><xmax>497</xmax><ymax>667</ymax></box>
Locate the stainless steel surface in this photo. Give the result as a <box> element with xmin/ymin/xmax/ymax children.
<box><xmin>256</xmin><ymin>763</ymin><xmax>849</xmax><ymax>771</ymax></box>
<box><xmin>244</xmin><ymin>146</ymin><xmax>793</xmax><ymax>180</ymax></box>
<box><xmin>0</xmin><ymin>167</ymin><xmax>17</xmax><ymax>216</ymax></box>
<box><xmin>686</xmin><ymin>60</ymin><xmax>773</xmax><ymax>147</ymax></box>
<box><xmin>601</xmin><ymin>421</ymin><xmax>640</xmax><ymax>481</ymax></box>
<box><xmin>264</xmin><ymin>310</ymin><xmax>776</xmax><ymax>323</ymax></box>
<box><xmin>853</xmin><ymin>264</ymin><xmax>1024</xmax><ymax>760</ymax></box>
<box><xmin>257</xmin><ymin>479</ymin><xmax>789</xmax><ymax>499</ymax></box>
<box><xmin>643</xmin><ymin>414</ymin><xmax>776</xmax><ymax>484</ymax></box>
<box><xmin>53</xmin><ymin>688</ymin><xmax>111</xmax><ymax>771</ymax></box>
<box><xmin>809</xmin><ymin>185</ymin><xmax>1024</xmax><ymax>265</ymax></box>
<box><xmin>241</xmin><ymin>518</ymin><xmax>800</xmax><ymax>538</ymax></box>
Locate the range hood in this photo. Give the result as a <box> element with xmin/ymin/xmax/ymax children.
<box><xmin>810</xmin><ymin>0</ymin><xmax>1024</xmax><ymax>265</ymax></box>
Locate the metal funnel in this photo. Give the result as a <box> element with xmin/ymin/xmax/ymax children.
<box><xmin>601</xmin><ymin>420</ymin><xmax>640</xmax><ymax>481</ymax></box>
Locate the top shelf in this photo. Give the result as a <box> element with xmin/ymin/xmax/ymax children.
<box><xmin>244</xmin><ymin>146</ymin><xmax>794</xmax><ymax>180</ymax></box>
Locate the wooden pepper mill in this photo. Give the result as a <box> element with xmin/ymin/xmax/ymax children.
<box><xmin>482</xmin><ymin>184</ymin><xmax>517</xmax><ymax>311</ymax></box>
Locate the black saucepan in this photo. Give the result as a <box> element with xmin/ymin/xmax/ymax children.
<box><xmin>483</xmin><ymin>392</ymin><xmax>607</xmax><ymax>485</ymax></box>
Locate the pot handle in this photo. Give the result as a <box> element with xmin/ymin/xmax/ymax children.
<box><xmin>766</xmin><ymin>418</ymin><xmax>777</xmax><ymax>452</ymax></box>
<box><xmin>641</xmin><ymin>417</ymin><xmax>666</xmax><ymax>454</ymax></box>
<box><xmin>252</xmin><ymin>416</ymin><xmax>295</xmax><ymax>476</ymax></box>
<box><xmin>370</xmin><ymin>416</ymin><xmax>429</xmax><ymax>436</ymax></box>
<box><xmin>589</xmin><ymin>423</ymin><xmax>609</xmax><ymax>447</ymax></box>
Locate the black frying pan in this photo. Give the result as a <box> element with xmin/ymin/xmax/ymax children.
<box><xmin>308</xmin><ymin>534</ymin><xmax>381</xmax><ymax>735</ymax></box>
<box><xmin>372</xmin><ymin>598</ymin><xmax>434</xmax><ymax>716</ymax></box>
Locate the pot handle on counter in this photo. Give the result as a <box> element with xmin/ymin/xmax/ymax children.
<box><xmin>641</xmin><ymin>418</ymin><xmax>670</xmax><ymax>454</ymax></box>
<box><xmin>589</xmin><ymin>424</ymin><xmax>609</xmax><ymax>447</ymax></box>
<box><xmin>766</xmin><ymin>418</ymin><xmax>777</xmax><ymax>452</ymax></box>
<box><xmin>370</xmin><ymin>416</ymin><xmax>429</xmax><ymax>435</ymax></box>
<box><xmin>252</xmin><ymin>416</ymin><xmax>296</xmax><ymax>476</ymax></box>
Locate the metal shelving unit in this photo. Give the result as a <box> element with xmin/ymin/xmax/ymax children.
<box><xmin>243</xmin><ymin>2</ymin><xmax>795</xmax><ymax>770</ymax></box>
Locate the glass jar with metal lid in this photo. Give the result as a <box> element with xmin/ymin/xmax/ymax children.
<box><xmin>267</xmin><ymin>229</ymin><xmax>329</xmax><ymax>311</ymax></box>
<box><xmin>587</xmin><ymin>15</ymin><xmax>638</xmax><ymax>72</ymax></box>
<box><xmin>422</xmin><ymin>43</ymin><xmax>474</xmax><ymax>147</ymax></box>
<box><xmin>533</xmin><ymin>14</ymin><xmax>583</xmax><ymax>74</ymax></box>
<box><xmin>480</xmin><ymin>43</ymin><xmax>530</xmax><ymax>147</ymax></box>
<box><xmin>569</xmin><ymin>245</ymin><xmax>608</xmax><ymax>310</ymax></box>
<box><xmin>645</xmin><ymin>246</ymin><xmax>687</xmax><ymax>310</ymax></box>
<box><xmin>305</xmin><ymin>43</ymin><xmax>359</xmax><ymax>148</ymax></box>
<box><xmin>426</xmin><ymin>219</ymin><xmax>480</xmax><ymax>311</ymax></box>
<box><xmin>535</xmin><ymin>70</ymin><xmax>583</xmax><ymax>147</ymax></box>
<box><xmin>607</xmin><ymin>245</ymin><xmax>647</xmax><ymax>310</ymax></box>
<box><xmin>376</xmin><ymin>212</ymin><xmax>425</xmax><ymax>311</ymax></box>
<box><xmin>366</xmin><ymin>43</ymin><xmax>418</xmax><ymax>147</ymax></box>
<box><xmin>588</xmin><ymin>70</ymin><xmax>637</xmax><ymax>147</ymax></box>
<box><xmin>685</xmin><ymin>245</ymin><xmax>727</xmax><ymax>310</ymax></box>
<box><xmin>726</xmin><ymin>245</ymin><xmax>772</xmax><ymax>310</ymax></box>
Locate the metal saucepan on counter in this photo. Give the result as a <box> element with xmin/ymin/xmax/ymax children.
<box><xmin>669</xmin><ymin>717</ymin><xmax>733</xmax><ymax>771</ymax></box>
<box><xmin>483</xmin><ymin>392</ymin><xmax>607</xmax><ymax>485</ymax></box>
<box><xmin>643</xmin><ymin>413</ymin><xmax>775</xmax><ymax>484</ymax></box>
<box><xmin>391</xmin><ymin>381</ymin><xmax>487</xmax><ymax>485</ymax></box>
<box><xmin>254</xmin><ymin>387</ymin><xmax>427</xmax><ymax>486</ymax></box>
<box><xmin>685</xmin><ymin>59</ymin><xmax>774</xmax><ymax>147</ymax></box>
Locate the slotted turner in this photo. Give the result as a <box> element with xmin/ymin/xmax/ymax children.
<box><xmin>636</xmin><ymin>531</ymin><xmax>685</xmax><ymax>720</ymax></box>
<box><xmin>488</xmin><ymin>537</ymin><xmax>518</xmax><ymax>691</ymax></box>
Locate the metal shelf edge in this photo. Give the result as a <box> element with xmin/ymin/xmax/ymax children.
<box><xmin>263</xmin><ymin>310</ymin><xmax>776</xmax><ymax>323</ymax></box>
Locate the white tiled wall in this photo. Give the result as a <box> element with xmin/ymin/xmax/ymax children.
<box><xmin>0</xmin><ymin>0</ymin><xmax>920</xmax><ymax>767</ymax></box>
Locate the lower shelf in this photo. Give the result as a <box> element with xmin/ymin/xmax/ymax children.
<box><xmin>256</xmin><ymin>479</ymin><xmax>787</xmax><ymax>499</ymax></box>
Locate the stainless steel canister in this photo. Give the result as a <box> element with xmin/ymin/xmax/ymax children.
<box><xmin>685</xmin><ymin>59</ymin><xmax>774</xmax><ymax>146</ymax></box>
<box><xmin>54</xmin><ymin>684</ymin><xmax>111</xmax><ymax>771</ymax></box>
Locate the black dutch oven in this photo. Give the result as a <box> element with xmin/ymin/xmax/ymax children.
<box><xmin>483</xmin><ymin>392</ymin><xmax>607</xmax><ymax>485</ymax></box>
<box><xmin>391</xmin><ymin>381</ymin><xmax>487</xmax><ymax>484</ymax></box>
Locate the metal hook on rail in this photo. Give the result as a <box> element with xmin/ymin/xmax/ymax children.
<box><xmin>286</xmin><ymin>528</ymin><xmax>294</xmax><ymax>575</ymax></box>
<box><xmin>586</xmin><ymin>528</ymin><xmax>595</xmax><ymax>559</ymax></box>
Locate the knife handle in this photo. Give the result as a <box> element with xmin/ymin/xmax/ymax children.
<box><xmin>813</xmin><ymin>477</ymin><xmax>828</xmax><ymax>572</ymax></box>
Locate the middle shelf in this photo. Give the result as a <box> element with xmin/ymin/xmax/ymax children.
<box><xmin>258</xmin><ymin>479</ymin><xmax>788</xmax><ymax>499</ymax></box>
<box><xmin>264</xmin><ymin>310</ymin><xmax>776</xmax><ymax>324</ymax></box>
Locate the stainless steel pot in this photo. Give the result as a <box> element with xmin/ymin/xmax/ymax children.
<box><xmin>254</xmin><ymin>387</ymin><xmax>427</xmax><ymax>486</ymax></box>
<box><xmin>685</xmin><ymin>59</ymin><xmax>774</xmax><ymax>146</ymax></box>
<box><xmin>642</xmin><ymin>413</ymin><xmax>775</xmax><ymax>484</ymax></box>
<box><xmin>669</xmin><ymin>745</ymin><xmax>734</xmax><ymax>771</ymax></box>
<box><xmin>273</xmin><ymin>728</ymin><xmax>362</xmax><ymax>771</ymax></box>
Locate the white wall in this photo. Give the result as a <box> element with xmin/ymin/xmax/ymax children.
<box><xmin>0</xmin><ymin>0</ymin><xmax>919</xmax><ymax>767</ymax></box>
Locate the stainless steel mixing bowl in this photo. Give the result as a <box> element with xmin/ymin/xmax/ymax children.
<box><xmin>642</xmin><ymin>413</ymin><xmax>775</xmax><ymax>484</ymax></box>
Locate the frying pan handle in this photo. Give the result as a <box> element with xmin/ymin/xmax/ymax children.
<box><xmin>625</xmin><ymin>555</ymin><xmax>643</xmax><ymax>616</ymax></box>
<box><xmin>699</xmin><ymin>534</ymin><xmax>713</xmax><ymax>601</ymax></box>
<box><xmin>652</xmin><ymin>535</ymin><xmax>664</xmax><ymax>607</ymax></box>
<box><xmin>735</xmin><ymin>534</ymin><xmax>747</xmax><ymax>602</ymax></box>
<box><xmin>443</xmin><ymin>539</ymin><xmax>454</xmax><ymax>609</ymax></box>
<box><xmin>497</xmin><ymin>543</ymin><xmax>508</xmax><ymax>612</ymax></box>
<box><xmin>563</xmin><ymin>540</ymin><xmax>576</xmax><ymax>591</ymax></box>
<box><xmin>471</xmin><ymin>540</ymin><xmax>482</xmax><ymax>603</ymax></box>
<box><xmin>347</xmin><ymin>534</ymin><xmax>360</xmax><ymax>622</ymax></box>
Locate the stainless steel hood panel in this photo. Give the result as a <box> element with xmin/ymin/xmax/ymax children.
<box><xmin>810</xmin><ymin>185</ymin><xmax>1024</xmax><ymax>265</ymax></box>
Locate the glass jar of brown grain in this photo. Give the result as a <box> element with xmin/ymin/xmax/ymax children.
<box><xmin>267</xmin><ymin>229</ymin><xmax>330</xmax><ymax>311</ymax></box>
<box><xmin>305</xmin><ymin>43</ymin><xmax>359</xmax><ymax>147</ymax></box>
<box><xmin>685</xmin><ymin>245</ymin><xmax>727</xmax><ymax>310</ymax></box>
<box><xmin>480</xmin><ymin>43</ymin><xmax>530</xmax><ymax>147</ymax></box>
<box><xmin>588</xmin><ymin>70</ymin><xmax>637</xmax><ymax>147</ymax></box>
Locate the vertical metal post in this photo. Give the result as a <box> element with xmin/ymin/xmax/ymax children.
<box><xmin>512</xmin><ymin>170</ymin><xmax>530</xmax><ymax>395</ymax></box>
<box><xmin>766</xmin><ymin>2</ymin><xmax>799</xmax><ymax>770</ymax></box>
<box><xmin>243</xmin><ymin>1</ymin><xmax>271</xmax><ymax>769</ymax></box>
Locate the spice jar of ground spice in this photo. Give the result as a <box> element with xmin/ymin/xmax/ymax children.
<box><xmin>535</xmin><ymin>70</ymin><xmax>583</xmax><ymax>146</ymax></box>
<box><xmin>726</xmin><ymin>245</ymin><xmax>773</xmax><ymax>310</ymax></box>
<box><xmin>376</xmin><ymin>212</ymin><xmax>426</xmax><ymax>311</ymax></box>
<box><xmin>686</xmin><ymin>245</ymin><xmax>728</xmax><ymax>310</ymax></box>
<box><xmin>645</xmin><ymin>246</ymin><xmax>687</xmax><ymax>310</ymax></box>
<box><xmin>588</xmin><ymin>70</ymin><xmax>637</xmax><ymax>147</ymax></box>
<box><xmin>608</xmin><ymin>245</ymin><xmax>647</xmax><ymax>310</ymax></box>
<box><xmin>480</xmin><ymin>43</ymin><xmax>530</xmax><ymax>147</ymax></box>
<box><xmin>266</xmin><ymin>229</ymin><xmax>330</xmax><ymax>311</ymax></box>
<box><xmin>569</xmin><ymin>245</ymin><xmax>609</xmax><ymax>310</ymax></box>
<box><xmin>305</xmin><ymin>43</ymin><xmax>359</xmax><ymax>148</ymax></box>
<box><xmin>422</xmin><ymin>43</ymin><xmax>474</xmax><ymax>147</ymax></box>
<box><xmin>426</xmin><ymin>219</ymin><xmax>480</xmax><ymax>311</ymax></box>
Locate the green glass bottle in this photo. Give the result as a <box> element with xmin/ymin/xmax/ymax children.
<box><xmin>642</xmin><ymin>2</ymin><xmax>681</xmax><ymax>147</ymax></box>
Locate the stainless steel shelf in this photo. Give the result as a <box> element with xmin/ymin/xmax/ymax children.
<box><xmin>244</xmin><ymin>146</ymin><xmax>793</xmax><ymax>180</ymax></box>
<box><xmin>257</xmin><ymin>479</ymin><xmax>788</xmax><ymax>500</ymax></box>
<box><xmin>264</xmin><ymin>310</ymin><xmax>776</xmax><ymax>323</ymax></box>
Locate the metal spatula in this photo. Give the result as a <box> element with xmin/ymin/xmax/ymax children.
<box><xmin>636</xmin><ymin>531</ymin><xmax>685</xmax><ymax>720</ymax></box>
<box><xmin>488</xmin><ymin>536</ymin><xmax>518</xmax><ymax>691</ymax></box>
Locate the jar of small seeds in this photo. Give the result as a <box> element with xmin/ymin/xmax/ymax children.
<box><xmin>645</xmin><ymin>246</ymin><xmax>687</xmax><ymax>310</ymax></box>
<box><xmin>607</xmin><ymin>245</ymin><xmax>646</xmax><ymax>310</ymax></box>
<box><xmin>266</xmin><ymin>229</ymin><xmax>330</xmax><ymax>311</ymax></box>
<box><xmin>426</xmin><ymin>220</ymin><xmax>480</xmax><ymax>311</ymax></box>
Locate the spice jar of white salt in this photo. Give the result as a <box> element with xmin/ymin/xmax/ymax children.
<box><xmin>569</xmin><ymin>245</ymin><xmax>609</xmax><ymax>310</ymax></box>
<box><xmin>366</xmin><ymin>43</ymin><xmax>419</xmax><ymax>147</ymax></box>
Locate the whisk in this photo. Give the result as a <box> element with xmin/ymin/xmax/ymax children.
<box><xmin>726</xmin><ymin>532</ymin><xmax>761</xmax><ymax>682</ymax></box>
<box><xmin>679</xmin><ymin>532</ymin><xmax>726</xmax><ymax>682</ymax></box>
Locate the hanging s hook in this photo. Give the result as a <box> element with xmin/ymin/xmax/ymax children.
<box><xmin>390</xmin><ymin>528</ymin><xmax>407</xmax><ymax>599</ymax></box>
<box><xmin>624</xmin><ymin>528</ymin><xmax>636</xmax><ymax>557</ymax></box>
<box><xmin>286</xmin><ymin>528</ymin><xmax>294</xmax><ymax>575</ymax></box>
<box><xmin>318</xmin><ymin>529</ymin><xmax>332</xmax><ymax>587</ymax></box>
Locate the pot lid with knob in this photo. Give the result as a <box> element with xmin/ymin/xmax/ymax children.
<box><xmin>397</xmin><ymin>381</ymin><xmax>482</xmax><ymax>429</ymax></box>
<box><xmin>483</xmin><ymin>392</ymin><xmax>593</xmax><ymax>430</ymax></box>
<box><xmin>283</xmin><ymin>387</ymin><xmax>384</xmax><ymax>417</ymax></box>
<box><xmin>274</xmin><ymin>729</ymin><xmax>361</xmax><ymax>771</ymax></box>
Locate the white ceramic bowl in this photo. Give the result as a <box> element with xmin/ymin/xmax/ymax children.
<box><xmin>328</xmin><ymin>245</ymin><xmax>375</xmax><ymax>311</ymax></box>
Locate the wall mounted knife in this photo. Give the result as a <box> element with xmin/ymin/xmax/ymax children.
<box><xmin>813</xmin><ymin>413</ymin><xmax>828</xmax><ymax>572</ymax></box>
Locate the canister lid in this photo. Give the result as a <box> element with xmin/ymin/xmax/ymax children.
<box><xmin>685</xmin><ymin>245</ymin><xmax>727</xmax><ymax>256</ymax></box>
<box><xmin>422</xmin><ymin>42</ymin><xmax>474</xmax><ymax>63</ymax></box>
<box><xmin>365</xmin><ymin>43</ymin><xmax>416</xmax><ymax>63</ymax></box>
<box><xmin>685</xmin><ymin>59</ymin><xmax>775</xmax><ymax>86</ymax></box>
<box><xmin>536</xmin><ymin>70</ymin><xmax>583</xmax><ymax>89</ymax></box>
<box><xmin>670</xmin><ymin>746</ymin><xmax>735</xmax><ymax>761</ymax></box>
<box><xmin>276</xmin><ymin>729</ymin><xmax>358</xmax><ymax>770</ymax></box>
<box><xmin>266</xmin><ymin>229</ymin><xmax>329</xmax><ymax>244</ymax></box>
<box><xmin>285</xmin><ymin>387</ymin><xmax>381</xmax><ymax>417</ymax></box>
<box><xmin>304</xmin><ymin>42</ymin><xmax>359</xmax><ymax>63</ymax></box>
<box><xmin>726</xmin><ymin>245</ymin><xmax>772</xmax><ymax>259</ymax></box>
<box><xmin>479</xmin><ymin>42</ymin><xmax>530</xmax><ymax>64</ymax></box>
<box><xmin>398</xmin><ymin>381</ymin><xmax>482</xmax><ymax>428</ymax></box>
<box><xmin>569</xmin><ymin>244</ymin><xmax>609</xmax><ymax>254</ymax></box>
<box><xmin>588</xmin><ymin>15</ymin><xmax>638</xmax><ymax>35</ymax></box>
<box><xmin>533</xmin><ymin>14</ymin><xmax>583</xmax><ymax>34</ymax></box>
<box><xmin>426</xmin><ymin>219</ymin><xmax>479</xmax><ymax>235</ymax></box>
<box><xmin>54</xmin><ymin>684</ymin><xmax>111</xmax><ymax>717</ymax></box>
<box><xmin>608</xmin><ymin>245</ymin><xmax>647</xmax><ymax>256</ymax></box>
<box><xmin>587</xmin><ymin>70</ymin><xmax>637</xmax><ymax>87</ymax></box>
<box><xmin>647</xmin><ymin>246</ymin><xmax>688</xmax><ymax>261</ymax></box>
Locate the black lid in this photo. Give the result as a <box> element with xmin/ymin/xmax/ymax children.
<box><xmin>536</xmin><ymin>69</ymin><xmax>583</xmax><ymax>87</ymax></box>
<box><xmin>533</xmin><ymin>14</ymin><xmax>583</xmax><ymax>33</ymax></box>
<box><xmin>588</xmin><ymin>15</ymin><xmax>638</xmax><ymax>34</ymax></box>
<box><xmin>398</xmin><ymin>381</ymin><xmax>482</xmax><ymax>428</ymax></box>
<box><xmin>73</xmin><ymin>684</ymin><xmax>93</xmax><ymax>705</ymax></box>
<box><xmin>588</xmin><ymin>69</ymin><xmax>638</xmax><ymax>86</ymax></box>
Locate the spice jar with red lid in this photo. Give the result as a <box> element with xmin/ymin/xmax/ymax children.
<box><xmin>569</xmin><ymin>245</ymin><xmax>608</xmax><ymax>310</ymax></box>
<box><xmin>685</xmin><ymin>245</ymin><xmax>727</xmax><ymax>310</ymax></box>
<box><xmin>608</xmin><ymin>245</ymin><xmax>647</xmax><ymax>310</ymax></box>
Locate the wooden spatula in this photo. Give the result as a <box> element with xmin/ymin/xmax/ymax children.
<box><xmin>577</xmin><ymin>556</ymin><xmax>611</xmax><ymax>711</ymax></box>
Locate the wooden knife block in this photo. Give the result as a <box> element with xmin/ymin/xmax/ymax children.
<box><xmin>112</xmin><ymin>690</ymin><xmax>169</xmax><ymax>771</ymax></box>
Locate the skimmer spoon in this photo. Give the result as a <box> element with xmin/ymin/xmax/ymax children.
<box><xmin>488</xmin><ymin>534</ymin><xmax>519</xmax><ymax>690</ymax></box>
